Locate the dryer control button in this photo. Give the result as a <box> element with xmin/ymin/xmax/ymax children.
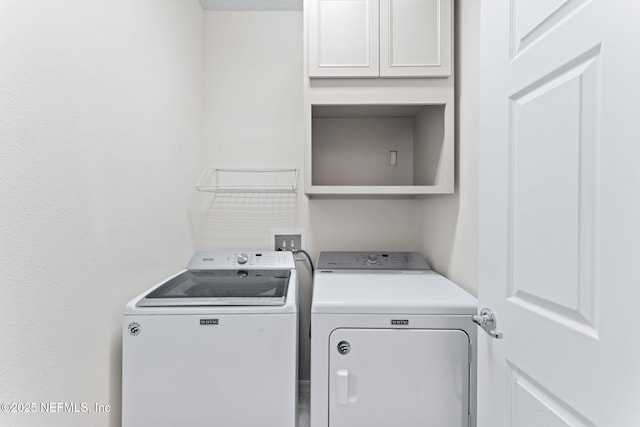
<box><xmin>237</xmin><ymin>253</ymin><xmax>249</xmax><ymax>264</ymax></box>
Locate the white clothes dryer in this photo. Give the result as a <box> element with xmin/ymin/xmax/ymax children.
<box><xmin>122</xmin><ymin>251</ymin><xmax>298</xmax><ymax>427</ymax></box>
<box><xmin>310</xmin><ymin>252</ymin><xmax>477</xmax><ymax>427</ymax></box>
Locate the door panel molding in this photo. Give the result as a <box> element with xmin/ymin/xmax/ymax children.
<box><xmin>510</xmin><ymin>0</ymin><xmax>592</xmax><ymax>59</ymax></box>
<box><xmin>508</xmin><ymin>362</ymin><xmax>597</xmax><ymax>427</ymax></box>
<box><xmin>508</xmin><ymin>292</ymin><xmax>597</xmax><ymax>339</ymax></box>
<box><xmin>506</xmin><ymin>46</ymin><xmax>601</xmax><ymax>336</ymax></box>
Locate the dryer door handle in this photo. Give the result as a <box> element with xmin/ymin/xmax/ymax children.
<box><xmin>336</xmin><ymin>370</ymin><xmax>349</xmax><ymax>405</ymax></box>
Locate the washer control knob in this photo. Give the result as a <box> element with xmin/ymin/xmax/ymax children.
<box><xmin>237</xmin><ymin>253</ymin><xmax>249</xmax><ymax>264</ymax></box>
<box><xmin>366</xmin><ymin>253</ymin><xmax>378</xmax><ymax>265</ymax></box>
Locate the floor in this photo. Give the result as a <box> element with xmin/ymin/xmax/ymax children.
<box><xmin>298</xmin><ymin>381</ymin><xmax>310</xmax><ymax>427</ymax></box>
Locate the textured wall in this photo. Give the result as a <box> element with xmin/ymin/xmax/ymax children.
<box><xmin>0</xmin><ymin>1</ymin><xmax>204</xmax><ymax>426</ymax></box>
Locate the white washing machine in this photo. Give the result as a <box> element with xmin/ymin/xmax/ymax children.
<box><xmin>122</xmin><ymin>251</ymin><xmax>298</xmax><ymax>427</ymax></box>
<box><xmin>310</xmin><ymin>252</ymin><xmax>477</xmax><ymax>427</ymax></box>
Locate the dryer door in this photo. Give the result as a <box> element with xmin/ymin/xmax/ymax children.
<box><xmin>329</xmin><ymin>328</ymin><xmax>470</xmax><ymax>427</ymax></box>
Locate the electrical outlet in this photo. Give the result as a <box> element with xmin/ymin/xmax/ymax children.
<box><xmin>274</xmin><ymin>234</ymin><xmax>302</xmax><ymax>252</ymax></box>
<box><xmin>270</xmin><ymin>229</ymin><xmax>305</xmax><ymax>253</ymax></box>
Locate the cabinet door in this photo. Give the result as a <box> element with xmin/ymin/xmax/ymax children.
<box><xmin>308</xmin><ymin>0</ymin><xmax>379</xmax><ymax>77</ymax></box>
<box><xmin>380</xmin><ymin>0</ymin><xmax>452</xmax><ymax>77</ymax></box>
<box><xmin>328</xmin><ymin>328</ymin><xmax>470</xmax><ymax>427</ymax></box>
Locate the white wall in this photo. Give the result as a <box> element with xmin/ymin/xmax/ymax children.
<box><xmin>419</xmin><ymin>1</ymin><xmax>480</xmax><ymax>296</ymax></box>
<box><xmin>0</xmin><ymin>1</ymin><xmax>203</xmax><ymax>426</ymax></box>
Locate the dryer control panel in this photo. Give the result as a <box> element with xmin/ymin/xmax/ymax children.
<box><xmin>317</xmin><ymin>252</ymin><xmax>430</xmax><ymax>271</ymax></box>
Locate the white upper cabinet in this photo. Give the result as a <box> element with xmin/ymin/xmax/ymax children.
<box><xmin>308</xmin><ymin>0</ymin><xmax>452</xmax><ymax>78</ymax></box>
<box><xmin>380</xmin><ymin>0</ymin><xmax>452</xmax><ymax>77</ymax></box>
<box><xmin>303</xmin><ymin>0</ymin><xmax>455</xmax><ymax>197</ymax></box>
<box><xmin>308</xmin><ymin>0</ymin><xmax>380</xmax><ymax>77</ymax></box>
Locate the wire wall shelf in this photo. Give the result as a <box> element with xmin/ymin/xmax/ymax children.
<box><xmin>196</xmin><ymin>168</ymin><xmax>299</xmax><ymax>193</ymax></box>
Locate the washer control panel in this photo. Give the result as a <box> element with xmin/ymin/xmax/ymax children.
<box><xmin>317</xmin><ymin>252</ymin><xmax>430</xmax><ymax>271</ymax></box>
<box><xmin>187</xmin><ymin>251</ymin><xmax>295</xmax><ymax>270</ymax></box>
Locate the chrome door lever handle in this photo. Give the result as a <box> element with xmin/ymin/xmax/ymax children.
<box><xmin>472</xmin><ymin>308</ymin><xmax>503</xmax><ymax>339</ymax></box>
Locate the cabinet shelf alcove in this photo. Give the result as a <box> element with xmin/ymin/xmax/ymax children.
<box><xmin>304</xmin><ymin>102</ymin><xmax>453</xmax><ymax>197</ymax></box>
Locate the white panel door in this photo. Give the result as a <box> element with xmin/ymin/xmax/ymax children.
<box><xmin>329</xmin><ymin>328</ymin><xmax>470</xmax><ymax>427</ymax></box>
<box><xmin>478</xmin><ymin>1</ymin><xmax>640</xmax><ymax>426</ymax></box>
<box><xmin>308</xmin><ymin>0</ymin><xmax>379</xmax><ymax>77</ymax></box>
<box><xmin>379</xmin><ymin>0</ymin><xmax>452</xmax><ymax>77</ymax></box>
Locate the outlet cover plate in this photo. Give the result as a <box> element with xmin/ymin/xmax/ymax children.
<box><xmin>270</xmin><ymin>228</ymin><xmax>305</xmax><ymax>255</ymax></box>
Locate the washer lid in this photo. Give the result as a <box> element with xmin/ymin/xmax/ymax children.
<box><xmin>311</xmin><ymin>270</ymin><xmax>477</xmax><ymax>315</ymax></box>
<box><xmin>136</xmin><ymin>270</ymin><xmax>290</xmax><ymax>307</ymax></box>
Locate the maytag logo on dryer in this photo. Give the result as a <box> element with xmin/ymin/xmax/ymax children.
<box><xmin>200</xmin><ymin>319</ymin><xmax>219</xmax><ymax>326</ymax></box>
<box><xmin>391</xmin><ymin>319</ymin><xmax>409</xmax><ymax>326</ymax></box>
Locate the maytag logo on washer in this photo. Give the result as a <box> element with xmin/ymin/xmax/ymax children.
<box><xmin>128</xmin><ymin>322</ymin><xmax>141</xmax><ymax>336</ymax></box>
<box><xmin>200</xmin><ymin>319</ymin><xmax>219</xmax><ymax>326</ymax></box>
<box><xmin>391</xmin><ymin>319</ymin><xmax>409</xmax><ymax>326</ymax></box>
